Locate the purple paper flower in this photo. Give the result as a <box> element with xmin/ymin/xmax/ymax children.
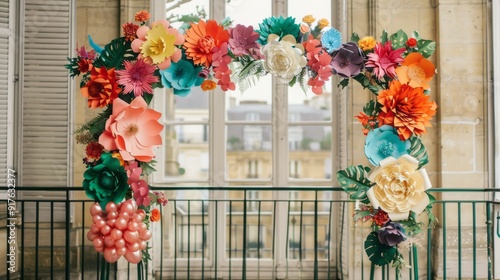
<box><xmin>330</xmin><ymin>42</ymin><xmax>365</xmax><ymax>78</ymax></box>
<box><xmin>229</xmin><ymin>24</ymin><xmax>260</xmax><ymax>56</ymax></box>
<box><xmin>377</xmin><ymin>221</ymin><xmax>407</xmax><ymax>247</ymax></box>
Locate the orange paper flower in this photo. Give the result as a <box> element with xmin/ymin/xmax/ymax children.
<box><xmin>395</xmin><ymin>52</ymin><xmax>435</xmax><ymax>90</ymax></box>
<box><xmin>150</xmin><ymin>208</ymin><xmax>161</xmax><ymax>222</ymax></box>
<box><xmin>377</xmin><ymin>80</ymin><xmax>437</xmax><ymax>140</ymax></box>
<box><xmin>201</xmin><ymin>80</ymin><xmax>217</xmax><ymax>91</ymax></box>
<box><xmin>80</xmin><ymin>66</ymin><xmax>121</xmax><ymax>108</ymax></box>
<box><xmin>134</xmin><ymin>10</ymin><xmax>150</xmax><ymax>22</ymax></box>
<box><xmin>183</xmin><ymin>19</ymin><xmax>230</xmax><ymax>68</ymax></box>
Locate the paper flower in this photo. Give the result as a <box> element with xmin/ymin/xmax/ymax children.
<box><xmin>358</xmin><ymin>36</ymin><xmax>377</xmax><ymax>51</ymax></box>
<box><xmin>85</xmin><ymin>142</ymin><xmax>104</xmax><ymax>160</ymax></box>
<box><xmin>122</xmin><ymin>23</ymin><xmax>139</xmax><ymax>42</ymax></box>
<box><xmin>377</xmin><ymin>222</ymin><xmax>407</xmax><ymax>246</ymax></box>
<box><xmin>131</xmin><ymin>20</ymin><xmax>184</xmax><ymax>70</ymax></box>
<box><xmin>159</xmin><ymin>59</ymin><xmax>204</xmax><ymax>96</ymax></box>
<box><xmin>80</xmin><ymin>66</ymin><xmax>121</xmax><ymax>108</ymax></box>
<box><xmin>134</xmin><ymin>10</ymin><xmax>150</xmax><ymax>22</ymax></box>
<box><xmin>377</xmin><ymin>80</ymin><xmax>437</xmax><ymax>140</ymax></box>
<box><xmin>131</xmin><ymin>179</ymin><xmax>151</xmax><ymax>207</ymax></box>
<box><xmin>261</xmin><ymin>34</ymin><xmax>307</xmax><ymax>83</ymax></box>
<box><xmin>150</xmin><ymin>208</ymin><xmax>161</xmax><ymax>222</ymax></box>
<box><xmin>395</xmin><ymin>52</ymin><xmax>435</xmax><ymax>90</ymax></box>
<box><xmin>116</xmin><ymin>58</ymin><xmax>159</xmax><ymax>97</ymax></box>
<box><xmin>125</xmin><ymin>161</ymin><xmax>142</xmax><ymax>184</ymax></box>
<box><xmin>307</xmin><ymin>52</ymin><xmax>333</xmax><ymax>95</ymax></box>
<box><xmin>367</xmin><ymin>155</ymin><xmax>432</xmax><ymax>221</ymax></box>
<box><xmin>82</xmin><ymin>152</ymin><xmax>129</xmax><ymax>208</ymax></box>
<box><xmin>98</xmin><ymin>96</ymin><xmax>164</xmax><ymax>162</ymax></box>
<box><xmin>257</xmin><ymin>16</ymin><xmax>300</xmax><ymax>45</ymax></box>
<box><xmin>365</xmin><ymin>41</ymin><xmax>405</xmax><ymax>80</ymax></box>
<box><xmin>364</xmin><ymin>125</ymin><xmax>410</xmax><ymax>166</ymax></box>
<box><xmin>228</xmin><ymin>24</ymin><xmax>260</xmax><ymax>56</ymax></box>
<box><xmin>330</xmin><ymin>42</ymin><xmax>365</xmax><ymax>78</ymax></box>
<box><xmin>321</xmin><ymin>28</ymin><xmax>342</xmax><ymax>53</ymax></box>
<box><xmin>201</xmin><ymin>80</ymin><xmax>217</xmax><ymax>91</ymax></box>
<box><xmin>183</xmin><ymin>19</ymin><xmax>230</xmax><ymax>67</ymax></box>
<box><xmin>302</xmin><ymin>15</ymin><xmax>316</xmax><ymax>24</ymax></box>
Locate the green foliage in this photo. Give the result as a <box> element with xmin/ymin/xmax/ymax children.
<box><xmin>364</xmin><ymin>232</ymin><xmax>397</xmax><ymax>266</ymax></box>
<box><xmin>336</xmin><ymin>165</ymin><xmax>373</xmax><ymax>204</ymax></box>
<box><xmin>353</xmin><ymin>210</ymin><xmax>372</xmax><ymax>222</ymax></box>
<box><xmin>352</xmin><ymin>73</ymin><xmax>385</xmax><ymax>95</ymax></box>
<box><xmin>425</xmin><ymin>193</ymin><xmax>438</xmax><ymax>227</ymax></box>
<box><xmin>389</xmin><ymin>29</ymin><xmax>408</xmax><ymax>50</ymax></box>
<box><xmin>408</xmin><ymin>136</ymin><xmax>429</xmax><ymax>169</ymax></box>
<box><xmin>338</xmin><ymin>78</ymin><xmax>350</xmax><ymax>89</ymax></box>
<box><xmin>74</xmin><ymin>105</ymin><xmax>112</xmax><ymax>140</ymax></box>
<box><xmin>399</xmin><ymin>212</ymin><xmax>424</xmax><ymax>236</ymax></box>
<box><xmin>94</xmin><ymin>37</ymin><xmax>138</xmax><ymax>70</ymax></box>
<box><xmin>417</xmin><ymin>39</ymin><xmax>436</xmax><ymax>58</ymax></box>
<box><xmin>232</xmin><ymin>59</ymin><xmax>266</xmax><ymax>92</ymax></box>
<box><xmin>65</xmin><ymin>57</ymin><xmax>81</xmax><ymax>77</ymax></box>
<box><xmin>362</xmin><ymin>100</ymin><xmax>381</xmax><ymax>117</ymax></box>
<box><xmin>350</xmin><ymin>32</ymin><xmax>360</xmax><ymax>43</ymax></box>
<box><xmin>141</xmin><ymin>160</ymin><xmax>158</xmax><ymax>176</ymax></box>
<box><xmin>380</xmin><ymin>30</ymin><xmax>389</xmax><ymax>45</ymax></box>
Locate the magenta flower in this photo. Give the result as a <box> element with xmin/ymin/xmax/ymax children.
<box><xmin>365</xmin><ymin>41</ymin><xmax>405</xmax><ymax>80</ymax></box>
<box><xmin>131</xmin><ymin>179</ymin><xmax>151</xmax><ymax>207</ymax></box>
<box><xmin>229</xmin><ymin>24</ymin><xmax>260</xmax><ymax>56</ymax></box>
<box><xmin>116</xmin><ymin>58</ymin><xmax>159</xmax><ymax>97</ymax></box>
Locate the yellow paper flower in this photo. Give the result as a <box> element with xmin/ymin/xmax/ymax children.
<box><xmin>367</xmin><ymin>155</ymin><xmax>432</xmax><ymax>221</ymax></box>
<box><xmin>140</xmin><ymin>23</ymin><xmax>177</xmax><ymax>64</ymax></box>
<box><xmin>302</xmin><ymin>15</ymin><xmax>315</xmax><ymax>24</ymax></box>
<box><xmin>317</xmin><ymin>18</ymin><xmax>329</xmax><ymax>30</ymax></box>
<box><xmin>358</xmin><ymin>36</ymin><xmax>377</xmax><ymax>51</ymax></box>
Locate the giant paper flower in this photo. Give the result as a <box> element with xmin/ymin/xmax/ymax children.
<box><xmin>365</xmin><ymin>125</ymin><xmax>410</xmax><ymax>166</ymax></box>
<box><xmin>365</xmin><ymin>41</ymin><xmax>405</xmax><ymax>80</ymax></box>
<box><xmin>159</xmin><ymin>58</ymin><xmax>204</xmax><ymax>96</ymax></box>
<box><xmin>331</xmin><ymin>42</ymin><xmax>365</xmax><ymax>78</ymax></box>
<box><xmin>183</xmin><ymin>19</ymin><xmax>230</xmax><ymax>68</ymax></box>
<box><xmin>261</xmin><ymin>34</ymin><xmax>307</xmax><ymax>83</ymax></box>
<box><xmin>257</xmin><ymin>16</ymin><xmax>300</xmax><ymax>45</ymax></box>
<box><xmin>367</xmin><ymin>155</ymin><xmax>432</xmax><ymax>221</ymax></box>
<box><xmin>229</xmin><ymin>24</ymin><xmax>260</xmax><ymax>56</ymax></box>
<box><xmin>320</xmin><ymin>28</ymin><xmax>342</xmax><ymax>53</ymax></box>
<box><xmin>131</xmin><ymin>20</ymin><xmax>184</xmax><ymax>70</ymax></box>
<box><xmin>80</xmin><ymin>66</ymin><xmax>121</xmax><ymax>108</ymax></box>
<box><xmin>116</xmin><ymin>58</ymin><xmax>159</xmax><ymax>97</ymax></box>
<box><xmin>395</xmin><ymin>52</ymin><xmax>435</xmax><ymax>90</ymax></box>
<box><xmin>377</xmin><ymin>80</ymin><xmax>437</xmax><ymax>140</ymax></box>
<box><xmin>82</xmin><ymin>152</ymin><xmax>129</xmax><ymax>208</ymax></box>
<box><xmin>99</xmin><ymin>96</ymin><xmax>164</xmax><ymax>162</ymax></box>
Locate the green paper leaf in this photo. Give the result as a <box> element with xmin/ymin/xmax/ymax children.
<box><xmin>142</xmin><ymin>93</ymin><xmax>154</xmax><ymax>105</ymax></box>
<box><xmin>94</xmin><ymin>37</ymin><xmax>138</xmax><ymax>70</ymax></box>
<box><xmin>417</xmin><ymin>39</ymin><xmax>436</xmax><ymax>58</ymax></box>
<box><xmin>352</xmin><ymin>73</ymin><xmax>385</xmax><ymax>95</ymax></box>
<box><xmin>389</xmin><ymin>29</ymin><xmax>408</xmax><ymax>50</ymax></box>
<box><xmin>364</xmin><ymin>232</ymin><xmax>397</xmax><ymax>266</ymax></box>
<box><xmin>336</xmin><ymin>165</ymin><xmax>373</xmax><ymax>204</ymax></box>
<box><xmin>408</xmin><ymin>136</ymin><xmax>429</xmax><ymax>169</ymax></box>
<box><xmin>399</xmin><ymin>212</ymin><xmax>424</xmax><ymax>236</ymax></box>
<box><xmin>412</xmin><ymin>30</ymin><xmax>421</xmax><ymax>41</ymax></box>
<box><xmin>353</xmin><ymin>210</ymin><xmax>372</xmax><ymax>222</ymax></box>
<box><xmin>362</xmin><ymin>100</ymin><xmax>381</xmax><ymax>117</ymax></box>
<box><xmin>141</xmin><ymin>160</ymin><xmax>158</xmax><ymax>175</ymax></box>
<box><xmin>380</xmin><ymin>30</ymin><xmax>388</xmax><ymax>44</ymax></box>
<box><xmin>350</xmin><ymin>32</ymin><xmax>360</xmax><ymax>43</ymax></box>
<box><xmin>338</xmin><ymin>78</ymin><xmax>350</xmax><ymax>89</ymax></box>
<box><xmin>288</xmin><ymin>75</ymin><xmax>297</xmax><ymax>87</ymax></box>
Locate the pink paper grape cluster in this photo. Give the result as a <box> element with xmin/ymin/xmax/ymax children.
<box><xmin>87</xmin><ymin>200</ymin><xmax>152</xmax><ymax>264</ymax></box>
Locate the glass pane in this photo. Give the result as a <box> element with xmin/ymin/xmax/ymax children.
<box><xmin>167</xmin><ymin>0</ymin><xmax>210</xmax><ymax>29</ymax></box>
<box><xmin>227</xmin><ymin>99</ymin><xmax>272</xmax><ymax>121</ymax></box>
<box><xmin>226</xmin><ymin>0</ymin><xmax>271</xmax><ymax>27</ymax></box>
<box><xmin>289</xmin><ymin>102</ymin><xmax>332</xmax><ymax>122</ymax></box>
<box><xmin>174</xmin><ymin>87</ymin><xmax>209</xmax><ymax>121</ymax></box>
<box><xmin>288</xmin><ymin>126</ymin><xmax>331</xmax><ymax>179</ymax></box>
<box><xmin>163</xmin><ymin>125</ymin><xmax>209</xmax><ymax>180</ymax></box>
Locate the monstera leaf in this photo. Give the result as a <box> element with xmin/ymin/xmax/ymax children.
<box><xmin>408</xmin><ymin>136</ymin><xmax>429</xmax><ymax>169</ymax></box>
<box><xmin>389</xmin><ymin>29</ymin><xmax>408</xmax><ymax>50</ymax></box>
<box><xmin>94</xmin><ymin>37</ymin><xmax>138</xmax><ymax>70</ymax></box>
<box><xmin>364</xmin><ymin>232</ymin><xmax>397</xmax><ymax>266</ymax></box>
<box><xmin>336</xmin><ymin>165</ymin><xmax>373</xmax><ymax>204</ymax></box>
<box><xmin>417</xmin><ymin>39</ymin><xmax>436</xmax><ymax>58</ymax></box>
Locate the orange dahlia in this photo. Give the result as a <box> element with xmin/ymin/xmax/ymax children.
<box><xmin>377</xmin><ymin>80</ymin><xmax>437</xmax><ymax>140</ymax></box>
<box><xmin>80</xmin><ymin>66</ymin><xmax>122</xmax><ymax>108</ymax></box>
<box><xmin>183</xmin><ymin>19</ymin><xmax>230</xmax><ymax>68</ymax></box>
<box><xmin>395</xmin><ymin>52</ymin><xmax>435</xmax><ymax>90</ymax></box>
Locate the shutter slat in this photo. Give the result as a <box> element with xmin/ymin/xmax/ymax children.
<box><xmin>0</xmin><ymin>0</ymin><xmax>9</xmax><ymax>187</ymax></box>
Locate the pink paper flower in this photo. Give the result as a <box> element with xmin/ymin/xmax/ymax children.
<box><xmin>125</xmin><ymin>161</ymin><xmax>142</xmax><ymax>184</ymax></box>
<box><xmin>228</xmin><ymin>24</ymin><xmax>260</xmax><ymax>56</ymax></box>
<box><xmin>116</xmin><ymin>58</ymin><xmax>159</xmax><ymax>97</ymax></box>
<box><xmin>131</xmin><ymin>179</ymin><xmax>151</xmax><ymax>206</ymax></box>
<box><xmin>365</xmin><ymin>41</ymin><xmax>405</xmax><ymax>80</ymax></box>
<box><xmin>99</xmin><ymin>96</ymin><xmax>164</xmax><ymax>162</ymax></box>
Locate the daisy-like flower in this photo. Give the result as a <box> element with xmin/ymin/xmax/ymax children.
<box><xmin>131</xmin><ymin>20</ymin><xmax>185</xmax><ymax>70</ymax></box>
<box><xmin>377</xmin><ymin>80</ymin><xmax>437</xmax><ymax>140</ymax></box>
<box><xmin>122</xmin><ymin>23</ymin><xmax>139</xmax><ymax>42</ymax></box>
<box><xmin>85</xmin><ymin>142</ymin><xmax>104</xmax><ymax>160</ymax></box>
<box><xmin>317</xmin><ymin>18</ymin><xmax>329</xmax><ymax>30</ymax></box>
<box><xmin>134</xmin><ymin>10</ymin><xmax>150</xmax><ymax>22</ymax></box>
<box><xmin>80</xmin><ymin>66</ymin><xmax>122</xmax><ymax>109</ymax></box>
<box><xmin>358</xmin><ymin>36</ymin><xmax>377</xmax><ymax>52</ymax></box>
<box><xmin>395</xmin><ymin>52</ymin><xmax>435</xmax><ymax>90</ymax></box>
<box><xmin>183</xmin><ymin>19</ymin><xmax>230</xmax><ymax>68</ymax></box>
<box><xmin>302</xmin><ymin>15</ymin><xmax>316</xmax><ymax>24</ymax></box>
<box><xmin>116</xmin><ymin>58</ymin><xmax>159</xmax><ymax>97</ymax></box>
<box><xmin>321</xmin><ymin>28</ymin><xmax>342</xmax><ymax>53</ymax></box>
<box><xmin>201</xmin><ymin>80</ymin><xmax>217</xmax><ymax>91</ymax></box>
<box><xmin>228</xmin><ymin>24</ymin><xmax>260</xmax><ymax>57</ymax></box>
<box><xmin>365</xmin><ymin>41</ymin><xmax>405</xmax><ymax>80</ymax></box>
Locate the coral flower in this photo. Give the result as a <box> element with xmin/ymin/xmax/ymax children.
<box><xmin>365</xmin><ymin>41</ymin><xmax>405</xmax><ymax>80</ymax></box>
<box><xmin>98</xmin><ymin>96</ymin><xmax>164</xmax><ymax>162</ymax></box>
<box><xmin>150</xmin><ymin>208</ymin><xmax>161</xmax><ymax>222</ymax></box>
<box><xmin>201</xmin><ymin>80</ymin><xmax>217</xmax><ymax>91</ymax></box>
<box><xmin>80</xmin><ymin>66</ymin><xmax>121</xmax><ymax>108</ymax></box>
<box><xmin>131</xmin><ymin>179</ymin><xmax>151</xmax><ymax>207</ymax></box>
<box><xmin>395</xmin><ymin>52</ymin><xmax>435</xmax><ymax>90</ymax></box>
<box><xmin>116</xmin><ymin>58</ymin><xmax>159</xmax><ymax>96</ymax></box>
<box><xmin>183</xmin><ymin>19</ymin><xmax>230</xmax><ymax>67</ymax></box>
<box><xmin>122</xmin><ymin>23</ymin><xmax>139</xmax><ymax>42</ymax></box>
<box><xmin>131</xmin><ymin>20</ymin><xmax>184</xmax><ymax>70</ymax></box>
<box><xmin>228</xmin><ymin>24</ymin><xmax>260</xmax><ymax>57</ymax></box>
<box><xmin>377</xmin><ymin>80</ymin><xmax>437</xmax><ymax>140</ymax></box>
<box><xmin>135</xmin><ymin>10</ymin><xmax>150</xmax><ymax>22</ymax></box>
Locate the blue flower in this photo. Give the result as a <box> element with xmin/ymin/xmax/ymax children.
<box><xmin>321</xmin><ymin>28</ymin><xmax>342</xmax><ymax>53</ymax></box>
<box><xmin>364</xmin><ymin>125</ymin><xmax>410</xmax><ymax>166</ymax></box>
<box><xmin>160</xmin><ymin>59</ymin><xmax>204</xmax><ymax>97</ymax></box>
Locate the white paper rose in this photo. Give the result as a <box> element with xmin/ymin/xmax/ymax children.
<box><xmin>366</xmin><ymin>155</ymin><xmax>432</xmax><ymax>221</ymax></box>
<box><xmin>261</xmin><ymin>34</ymin><xmax>307</xmax><ymax>83</ymax></box>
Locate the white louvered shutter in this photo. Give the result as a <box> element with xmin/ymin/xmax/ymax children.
<box><xmin>19</xmin><ymin>0</ymin><xmax>73</xmax><ymax>222</ymax></box>
<box><xmin>0</xmin><ymin>0</ymin><xmax>14</xmax><ymax>192</ymax></box>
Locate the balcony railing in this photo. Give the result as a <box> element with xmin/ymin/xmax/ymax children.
<box><xmin>0</xmin><ymin>186</ymin><xmax>499</xmax><ymax>279</ymax></box>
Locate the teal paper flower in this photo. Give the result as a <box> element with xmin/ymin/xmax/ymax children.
<box><xmin>257</xmin><ymin>16</ymin><xmax>300</xmax><ymax>45</ymax></box>
<box><xmin>365</xmin><ymin>125</ymin><xmax>410</xmax><ymax>166</ymax></box>
<box><xmin>82</xmin><ymin>152</ymin><xmax>129</xmax><ymax>208</ymax></box>
<box><xmin>321</xmin><ymin>28</ymin><xmax>342</xmax><ymax>53</ymax></box>
<box><xmin>160</xmin><ymin>59</ymin><xmax>204</xmax><ymax>97</ymax></box>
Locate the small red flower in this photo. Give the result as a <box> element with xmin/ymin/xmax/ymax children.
<box><xmin>122</xmin><ymin>23</ymin><xmax>139</xmax><ymax>42</ymax></box>
<box><xmin>373</xmin><ymin>210</ymin><xmax>390</xmax><ymax>226</ymax></box>
<box><xmin>134</xmin><ymin>10</ymin><xmax>150</xmax><ymax>22</ymax></box>
<box><xmin>85</xmin><ymin>142</ymin><xmax>104</xmax><ymax>160</ymax></box>
<box><xmin>406</xmin><ymin>38</ymin><xmax>417</xmax><ymax>48</ymax></box>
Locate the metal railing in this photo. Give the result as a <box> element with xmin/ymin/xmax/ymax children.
<box><xmin>0</xmin><ymin>186</ymin><xmax>499</xmax><ymax>279</ymax></box>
